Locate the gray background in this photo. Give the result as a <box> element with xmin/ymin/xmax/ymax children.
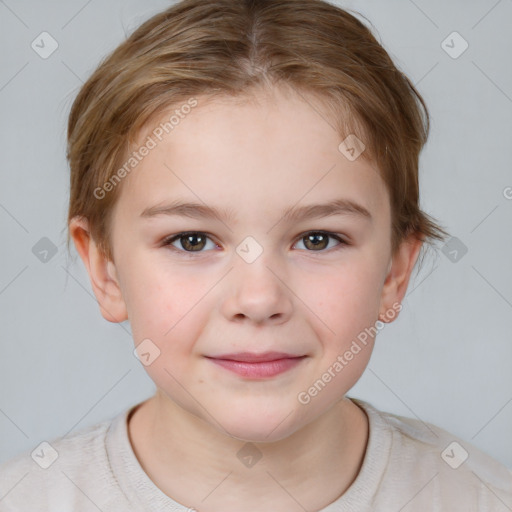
<box><xmin>0</xmin><ymin>0</ymin><xmax>511</xmax><ymax>471</ymax></box>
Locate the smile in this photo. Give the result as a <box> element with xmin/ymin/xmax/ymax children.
<box><xmin>205</xmin><ymin>352</ymin><xmax>307</xmax><ymax>379</ymax></box>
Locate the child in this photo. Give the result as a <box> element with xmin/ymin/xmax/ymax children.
<box><xmin>1</xmin><ymin>0</ymin><xmax>511</xmax><ymax>510</ymax></box>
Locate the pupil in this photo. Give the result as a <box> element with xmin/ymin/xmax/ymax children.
<box><xmin>184</xmin><ymin>234</ymin><xmax>204</xmax><ymax>251</ymax></box>
<box><xmin>307</xmin><ymin>233</ymin><xmax>327</xmax><ymax>250</ymax></box>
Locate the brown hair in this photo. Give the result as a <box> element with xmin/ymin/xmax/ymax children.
<box><xmin>66</xmin><ymin>0</ymin><xmax>449</xmax><ymax>263</ymax></box>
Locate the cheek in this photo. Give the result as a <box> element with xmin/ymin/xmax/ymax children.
<box><xmin>126</xmin><ymin>271</ymin><xmax>211</xmax><ymax>402</ymax></box>
<box><xmin>122</xmin><ymin>258</ymin><xmax>211</xmax><ymax>348</ymax></box>
<box><xmin>295</xmin><ymin>258</ymin><xmax>385</xmax><ymax>394</ymax></box>
<box><xmin>126</xmin><ymin>264</ymin><xmax>223</xmax><ymax>372</ymax></box>
<box><xmin>300</xmin><ymin>259</ymin><xmax>383</xmax><ymax>334</ymax></box>
<box><xmin>302</xmin><ymin>267</ymin><xmax>380</xmax><ymax>401</ymax></box>
<box><xmin>123</xmin><ymin>261</ymin><xmax>217</xmax><ymax>411</ymax></box>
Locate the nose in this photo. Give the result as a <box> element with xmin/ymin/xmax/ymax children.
<box><xmin>221</xmin><ymin>253</ymin><xmax>293</xmax><ymax>325</ymax></box>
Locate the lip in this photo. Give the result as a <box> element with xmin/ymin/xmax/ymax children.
<box><xmin>205</xmin><ymin>352</ymin><xmax>307</xmax><ymax>379</ymax></box>
<box><xmin>210</xmin><ymin>351</ymin><xmax>301</xmax><ymax>362</ymax></box>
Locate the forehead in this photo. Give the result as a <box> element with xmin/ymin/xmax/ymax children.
<box><xmin>116</xmin><ymin>86</ymin><xmax>390</xmax><ymax>225</ymax></box>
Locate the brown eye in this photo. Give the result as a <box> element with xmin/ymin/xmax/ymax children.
<box><xmin>179</xmin><ymin>233</ymin><xmax>207</xmax><ymax>251</ymax></box>
<box><xmin>295</xmin><ymin>231</ymin><xmax>346</xmax><ymax>252</ymax></box>
<box><xmin>163</xmin><ymin>232</ymin><xmax>216</xmax><ymax>253</ymax></box>
<box><xmin>304</xmin><ymin>233</ymin><xmax>329</xmax><ymax>250</ymax></box>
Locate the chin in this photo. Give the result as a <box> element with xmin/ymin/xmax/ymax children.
<box><xmin>210</xmin><ymin>405</ymin><xmax>308</xmax><ymax>444</ymax></box>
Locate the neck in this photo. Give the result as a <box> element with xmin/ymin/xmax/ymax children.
<box><xmin>128</xmin><ymin>392</ymin><xmax>368</xmax><ymax>512</ymax></box>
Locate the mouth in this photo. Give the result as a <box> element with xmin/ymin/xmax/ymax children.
<box><xmin>205</xmin><ymin>352</ymin><xmax>307</xmax><ymax>379</ymax></box>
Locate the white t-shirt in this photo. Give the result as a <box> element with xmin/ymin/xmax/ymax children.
<box><xmin>1</xmin><ymin>398</ymin><xmax>511</xmax><ymax>511</ymax></box>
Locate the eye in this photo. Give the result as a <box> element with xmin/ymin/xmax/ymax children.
<box><xmin>161</xmin><ymin>230</ymin><xmax>348</xmax><ymax>256</ymax></box>
<box><xmin>162</xmin><ymin>231</ymin><xmax>218</xmax><ymax>254</ymax></box>
<box><xmin>293</xmin><ymin>231</ymin><xmax>346</xmax><ymax>252</ymax></box>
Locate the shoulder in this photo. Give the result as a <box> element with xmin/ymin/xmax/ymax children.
<box><xmin>353</xmin><ymin>398</ymin><xmax>512</xmax><ymax>511</ymax></box>
<box><xmin>0</xmin><ymin>410</ymin><xmax>128</xmax><ymax>511</ymax></box>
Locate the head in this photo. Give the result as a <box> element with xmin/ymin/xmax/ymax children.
<box><xmin>67</xmin><ymin>0</ymin><xmax>449</xmax><ymax>441</ymax></box>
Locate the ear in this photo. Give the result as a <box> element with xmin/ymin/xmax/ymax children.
<box><xmin>69</xmin><ymin>217</ymin><xmax>128</xmax><ymax>323</ymax></box>
<box><xmin>378</xmin><ymin>234</ymin><xmax>423</xmax><ymax>322</ymax></box>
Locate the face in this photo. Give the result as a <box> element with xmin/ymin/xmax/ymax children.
<box><xmin>89</xmin><ymin>85</ymin><xmax>414</xmax><ymax>442</ymax></box>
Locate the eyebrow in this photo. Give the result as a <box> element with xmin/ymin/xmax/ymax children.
<box><xmin>140</xmin><ymin>198</ymin><xmax>372</xmax><ymax>224</ymax></box>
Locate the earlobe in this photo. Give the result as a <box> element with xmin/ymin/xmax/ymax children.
<box><xmin>378</xmin><ymin>235</ymin><xmax>423</xmax><ymax>322</ymax></box>
<box><xmin>69</xmin><ymin>217</ymin><xmax>128</xmax><ymax>323</ymax></box>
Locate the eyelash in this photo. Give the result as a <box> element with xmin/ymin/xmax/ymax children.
<box><xmin>160</xmin><ymin>230</ymin><xmax>349</xmax><ymax>257</ymax></box>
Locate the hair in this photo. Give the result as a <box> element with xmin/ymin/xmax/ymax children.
<box><xmin>66</xmin><ymin>0</ymin><xmax>449</xmax><ymax>266</ymax></box>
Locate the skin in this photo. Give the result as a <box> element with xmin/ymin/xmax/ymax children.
<box><xmin>70</xmin><ymin>84</ymin><xmax>422</xmax><ymax>512</ymax></box>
